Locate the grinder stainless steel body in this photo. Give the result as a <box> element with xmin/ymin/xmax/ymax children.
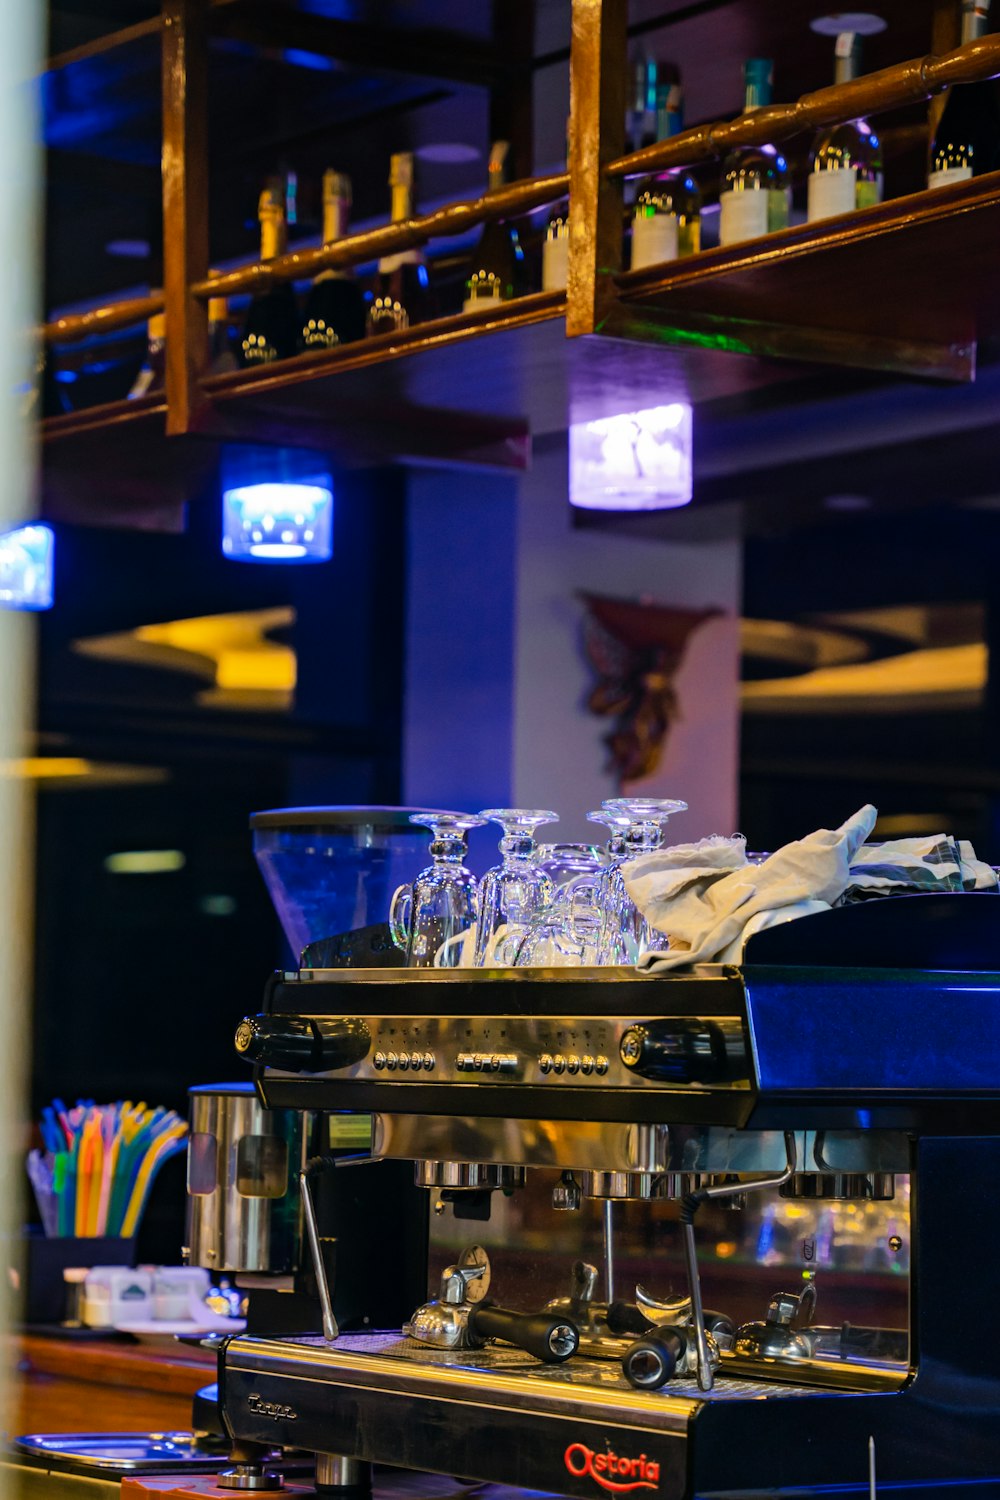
<box><xmin>217</xmin><ymin>892</ymin><xmax>1000</xmax><ymax>1498</ymax></box>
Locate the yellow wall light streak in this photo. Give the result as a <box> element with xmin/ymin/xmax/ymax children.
<box><xmin>104</xmin><ymin>850</ymin><xmax>186</xmax><ymax>875</ymax></box>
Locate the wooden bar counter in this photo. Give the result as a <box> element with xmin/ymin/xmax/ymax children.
<box><xmin>10</xmin><ymin>1333</ymin><xmax>216</xmax><ymax>1438</ymax></box>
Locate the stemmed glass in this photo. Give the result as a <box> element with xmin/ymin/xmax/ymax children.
<box><xmin>473</xmin><ymin>809</ymin><xmax>559</xmax><ymax>967</ymax></box>
<box><xmin>389</xmin><ymin>813</ymin><xmax>485</xmax><ymax>968</ymax></box>
<box><xmin>507</xmin><ymin>843</ymin><xmax>608</xmax><ymax>967</ymax></box>
<box><xmin>596</xmin><ymin>797</ymin><xmax>688</xmax><ymax>964</ymax></box>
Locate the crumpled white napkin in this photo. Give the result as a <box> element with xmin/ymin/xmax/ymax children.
<box><xmin>628</xmin><ymin>804</ymin><xmax>878</xmax><ymax>971</ymax></box>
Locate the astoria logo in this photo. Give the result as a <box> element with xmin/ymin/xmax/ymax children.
<box><xmin>564</xmin><ymin>1442</ymin><xmax>660</xmax><ymax>1493</ymax></box>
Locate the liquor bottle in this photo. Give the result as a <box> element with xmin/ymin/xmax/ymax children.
<box><xmin>718</xmin><ymin>59</ymin><xmax>790</xmax><ymax>248</ymax></box>
<box><xmin>367</xmin><ymin>152</ymin><xmax>429</xmax><ymax>335</ymax></box>
<box><xmin>463</xmin><ymin>141</ymin><xmax>525</xmax><ymax>312</ymax></box>
<box><xmin>631</xmin><ymin>77</ymin><xmax>701</xmax><ymax>268</ymax></box>
<box><xmin>928</xmin><ymin>0</ymin><xmax>1000</xmax><ymax>187</ymax></box>
<box><xmin>807</xmin><ymin>33</ymin><xmax>883</xmax><ymax>222</ymax></box>
<box><xmin>626</xmin><ymin>55</ymin><xmax>660</xmax><ymax>154</ymax></box>
<box><xmin>127</xmin><ymin>308</ymin><xmax>166</xmax><ymax>398</ymax></box>
<box><xmin>239</xmin><ymin>181</ymin><xmax>299</xmax><ymax>366</ymax></box>
<box><xmin>301</xmin><ymin>170</ymin><xmax>366</xmax><ymax>347</ymax></box>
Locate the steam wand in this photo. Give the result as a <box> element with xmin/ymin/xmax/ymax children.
<box><xmin>679</xmin><ymin>1131</ymin><xmax>798</xmax><ymax>1393</ymax></box>
<box><xmin>299</xmin><ymin>1164</ymin><xmax>339</xmax><ymax>1343</ymax></box>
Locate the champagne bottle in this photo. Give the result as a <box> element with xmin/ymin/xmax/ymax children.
<box><xmin>719</xmin><ymin>59</ymin><xmax>790</xmax><ymax>247</ymax></box>
<box><xmin>127</xmin><ymin>308</ymin><xmax>166</xmax><ymax>398</ymax></box>
<box><xmin>929</xmin><ymin>0</ymin><xmax>1000</xmax><ymax>187</ymax></box>
<box><xmin>301</xmin><ymin>170</ymin><xmax>366</xmax><ymax>348</ymax></box>
<box><xmin>368</xmin><ymin>152</ymin><xmax>429</xmax><ymax>335</ymax></box>
<box><xmin>239</xmin><ymin>181</ymin><xmax>299</xmax><ymax>366</ymax></box>
<box><xmin>542</xmin><ymin>117</ymin><xmax>571</xmax><ymax>293</ymax></box>
<box><xmin>463</xmin><ymin>141</ymin><xmax>525</xmax><ymax>312</ymax></box>
<box><xmin>631</xmin><ymin>75</ymin><xmax>701</xmax><ymax>268</ymax></box>
<box><xmin>807</xmin><ymin>33</ymin><xmax>883</xmax><ymax>222</ymax></box>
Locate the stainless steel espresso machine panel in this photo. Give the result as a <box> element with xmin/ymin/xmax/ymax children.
<box><xmin>243</xmin><ymin>1011</ymin><xmax>750</xmax><ymax>1090</ymax></box>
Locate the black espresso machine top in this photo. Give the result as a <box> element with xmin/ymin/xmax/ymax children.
<box><xmin>237</xmin><ymin>892</ymin><xmax>1000</xmax><ymax>1133</ymax></box>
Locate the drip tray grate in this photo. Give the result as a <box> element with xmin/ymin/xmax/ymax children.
<box><xmin>283</xmin><ymin>1331</ymin><xmax>814</xmax><ymax>1402</ymax></box>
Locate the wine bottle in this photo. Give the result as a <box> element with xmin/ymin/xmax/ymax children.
<box><xmin>367</xmin><ymin>152</ymin><xmax>429</xmax><ymax>335</ymax></box>
<box><xmin>929</xmin><ymin>0</ymin><xmax>1000</xmax><ymax>187</ymax></box>
<box><xmin>807</xmin><ymin>33</ymin><xmax>883</xmax><ymax>222</ymax></box>
<box><xmin>718</xmin><ymin>59</ymin><xmax>790</xmax><ymax>248</ymax></box>
<box><xmin>127</xmin><ymin>308</ymin><xmax>166</xmax><ymax>398</ymax></box>
<box><xmin>301</xmin><ymin>170</ymin><xmax>366</xmax><ymax>348</ymax></box>
<box><xmin>239</xmin><ymin>181</ymin><xmax>299</xmax><ymax>366</ymax></box>
<box><xmin>631</xmin><ymin>75</ymin><xmax>701</xmax><ymax>268</ymax></box>
<box><xmin>463</xmin><ymin>141</ymin><xmax>526</xmax><ymax>312</ymax></box>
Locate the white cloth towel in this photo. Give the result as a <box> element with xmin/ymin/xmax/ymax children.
<box><xmin>629</xmin><ymin>805</ymin><xmax>878</xmax><ymax>971</ymax></box>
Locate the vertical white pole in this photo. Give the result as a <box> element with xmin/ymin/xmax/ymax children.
<box><xmin>0</xmin><ymin>0</ymin><xmax>43</xmax><ymax>1441</ymax></box>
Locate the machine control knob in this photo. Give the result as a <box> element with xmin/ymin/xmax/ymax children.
<box><xmin>234</xmin><ymin>1014</ymin><xmax>370</xmax><ymax>1073</ymax></box>
<box><xmin>539</xmin><ymin>1053</ymin><xmax>554</xmax><ymax>1074</ymax></box>
<box><xmin>397</xmin><ymin>1052</ymin><xmax>410</xmax><ymax>1071</ymax></box>
<box><xmin>566</xmin><ymin>1055</ymin><xmax>581</xmax><ymax>1075</ymax></box>
<box><xmin>457</xmin><ymin>1052</ymin><xmax>475</xmax><ymax>1072</ymax></box>
<box><xmin>409</xmin><ymin>1053</ymin><xmax>422</xmax><ymax>1072</ymax></box>
<box><xmin>373</xmin><ymin>1051</ymin><xmax>387</xmax><ymax>1070</ymax></box>
<box><xmin>552</xmin><ymin>1054</ymin><xmax>567</xmax><ymax>1074</ymax></box>
<box><xmin>385</xmin><ymin>1051</ymin><xmax>399</xmax><ymax>1071</ymax></box>
<box><xmin>580</xmin><ymin>1055</ymin><xmax>595</xmax><ymax>1075</ymax></box>
<box><xmin>422</xmin><ymin>1052</ymin><xmax>436</xmax><ymax>1071</ymax></box>
<box><xmin>618</xmin><ymin>1020</ymin><xmax>730</xmax><ymax>1084</ymax></box>
<box><xmin>595</xmin><ymin>1056</ymin><xmax>609</xmax><ymax>1075</ymax></box>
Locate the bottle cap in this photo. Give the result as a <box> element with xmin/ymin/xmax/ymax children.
<box><xmin>63</xmin><ymin>1267</ymin><xmax>88</xmax><ymax>1284</ymax></box>
<box><xmin>323</xmin><ymin>169</ymin><xmax>352</xmax><ymax>205</ymax></box>
<box><xmin>148</xmin><ymin>310</ymin><xmax>166</xmax><ymax>340</ymax></box>
<box><xmin>743</xmin><ymin>57</ymin><xmax>774</xmax><ymax>109</ymax></box>
<box><xmin>258</xmin><ymin>185</ymin><xmax>284</xmax><ymax>220</ymax></box>
<box><xmin>388</xmin><ymin>153</ymin><xmax>414</xmax><ymax>190</ymax></box>
<box><xmin>488</xmin><ymin>141</ymin><xmax>510</xmax><ymax>187</ymax></box>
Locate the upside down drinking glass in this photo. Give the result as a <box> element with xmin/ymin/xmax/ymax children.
<box><xmin>507</xmin><ymin>842</ymin><xmax>608</xmax><ymax>966</ymax></box>
<box><xmin>389</xmin><ymin>812</ymin><xmax>485</xmax><ymax>967</ymax></box>
<box><xmin>596</xmin><ymin>797</ymin><xmax>688</xmax><ymax>963</ymax></box>
<box><xmin>473</xmin><ymin>809</ymin><xmax>559</xmax><ymax>966</ymax></box>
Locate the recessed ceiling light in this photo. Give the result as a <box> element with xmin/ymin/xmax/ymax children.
<box><xmin>415</xmin><ymin>143</ymin><xmax>482</xmax><ymax>165</ymax></box>
<box><xmin>810</xmin><ymin>12</ymin><xmax>887</xmax><ymax>35</ymax></box>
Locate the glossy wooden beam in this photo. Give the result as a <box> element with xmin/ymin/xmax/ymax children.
<box><xmin>602</xmin><ymin>303</ymin><xmax>973</xmax><ymax>383</ymax></box>
<box><xmin>566</xmin><ymin>0</ymin><xmax>627</xmax><ymax>338</ymax></box>
<box><xmin>189</xmin><ymin>174</ymin><xmax>568</xmax><ymax>299</ymax></box>
<box><xmin>44</xmin><ymin>293</ymin><xmax>164</xmax><ymax>344</ymax></box>
<box><xmin>161</xmin><ymin>0</ymin><xmax>210</xmax><ymax>436</ymax></box>
<box><xmin>605</xmin><ymin>32</ymin><xmax>1000</xmax><ymax>179</ymax></box>
<box><xmin>46</xmin><ymin>16</ymin><xmax>162</xmax><ymax>73</ymax></box>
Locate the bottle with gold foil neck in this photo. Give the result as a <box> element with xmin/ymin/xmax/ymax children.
<box><xmin>301</xmin><ymin>170</ymin><xmax>366</xmax><ymax>348</ymax></box>
<box><xmin>239</xmin><ymin>180</ymin><xmax>300</xmax><ymax>366</ymax></box>
<box><xmin>463</xmin><ymin>141</ymin><xmax>525</xmax><ymax>313</ymax></box>
<box><xmin>368</xmin><ymin>152</ymin><xmax>430</xmax><ymax>335</ymax></box>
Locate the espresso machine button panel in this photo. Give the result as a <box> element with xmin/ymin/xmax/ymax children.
<box><xmin>254</xmin><ymin>1014</ymin><xmax>748</xmax><ymax>1090</ymax></box>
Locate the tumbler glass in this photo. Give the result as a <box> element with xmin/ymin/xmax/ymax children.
<box><xmin>389</xmin><ymin>812</ymin><xmax>486</xmax><ymax>967</ymax></box>
<box><xmin>473</xmin><ymin>809</ymin><xmax>559</xmax><ymax>966</ymax></box>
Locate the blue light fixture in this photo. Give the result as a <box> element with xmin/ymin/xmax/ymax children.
<box><xmin>0</xmin><ymin>524</ymin><xmax>55</xmax><ymax>610</ymax></box>
<box><xmin>222</xmin><ymin>480</ymin><xmax>333</xmax><ymax>563</ymax></box>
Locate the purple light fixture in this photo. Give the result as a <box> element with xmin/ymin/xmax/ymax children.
<box><xmin>0</xmin><ymin>523</ymin><xmax>55</xmax><ymax>610</ymax></box>
<box><xmin>569</xmin><ymin>403</ymin><xmax>693</xmax><ymax>511</ymax></box>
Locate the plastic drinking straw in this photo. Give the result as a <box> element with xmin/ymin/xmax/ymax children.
<box><xmin>26</xmin><ymin>1150</ymin><xmax>58</xmax><ymax>1237</ymax></box>
<box><xmin>120</xmin><ymin>1124</ymin><xmax>187</xmax><ymax>1238</ymax></box>
<box><xmin>85</xmin><ymin>1116</ymin><xmax>104</xmax><ymax>1236</ymax></box>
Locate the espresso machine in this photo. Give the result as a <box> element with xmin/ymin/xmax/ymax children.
<box><xmin>202</xmin><ymin>816</ymin><xmax>1000</xmax><ymax>1499</ymax></box>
